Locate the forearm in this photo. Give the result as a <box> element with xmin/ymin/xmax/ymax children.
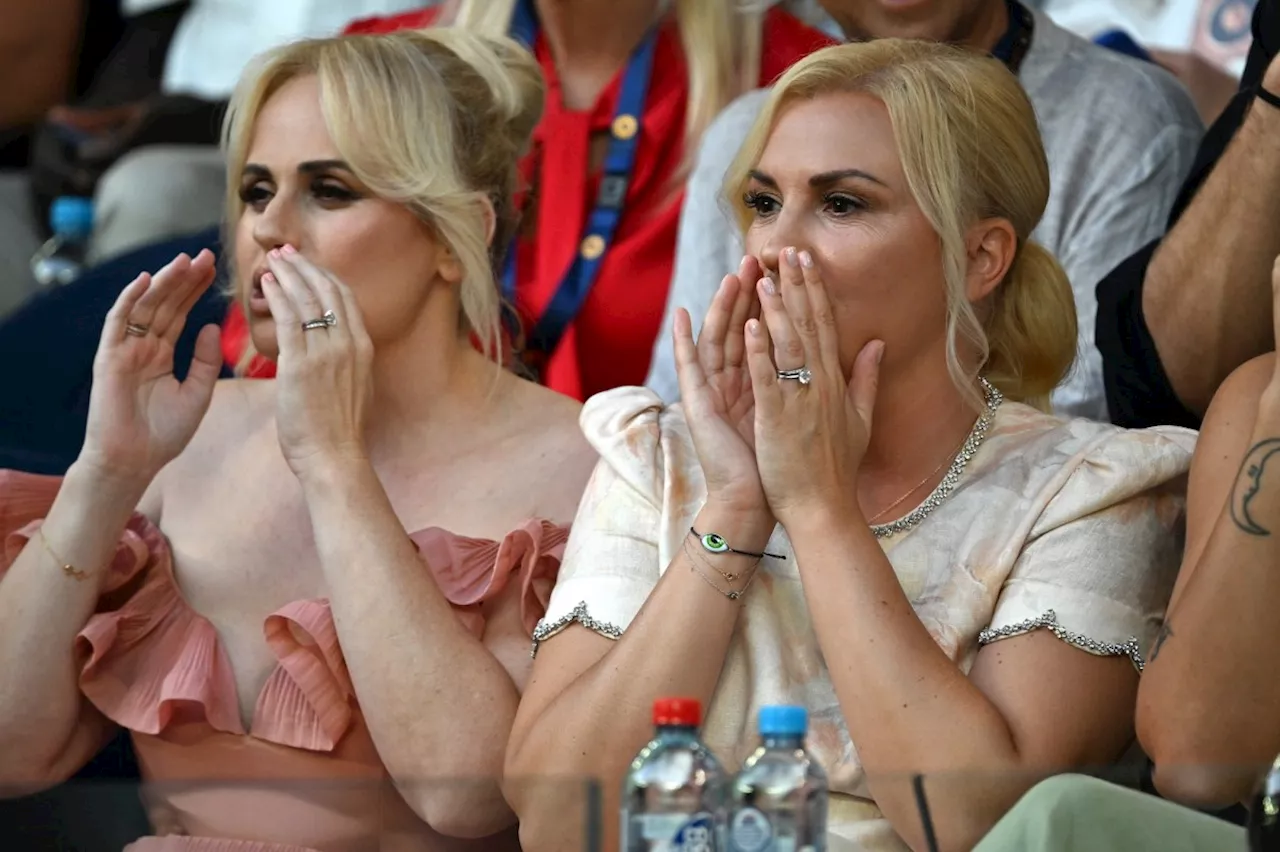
<box><xmin>300</xmin><ymin>462</ymin><xmax>521</xmax><ymax>837</ymax></box>
<box><xmin>1145</xmin><ymin>101</ymin><xmax>1280</xmax><ymax>413</ymax></box>
<box><xmin>0</xmin><ymin>463</ymin><xmax>142</xmax><ymax>776</ymax></box>
<box><xmin>1139</xmin><ymin>404</ymin><xmax>1280</xmax><ymax>806</ymax></box>
<box><xmin>507</xmin><ymin>501</ymin><xmax>773</xmax><ymax>851</ymax></box>
<box><xmin>790</xmin><ymin>509</ymin><xmax>1040</xmax><ymax>852</ymax></box>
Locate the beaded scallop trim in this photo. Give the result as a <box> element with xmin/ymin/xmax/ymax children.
<box><xmin>529</xmin><ymin>602</ymin><xmax>624</xmax><ymax>658</ymax></box>
<box><xmin>870</xmin><ymin>378</ymin><xmax>1003</xmax><ymax>540</ymax></box>
<box><xmin>977</xmin><ymin>609</ymin><xmax>1146</xmax><ymax>672</ymax></box>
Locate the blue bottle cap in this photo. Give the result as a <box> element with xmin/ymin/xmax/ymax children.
<box><xmin>758</xmin><ymin>705</ymin><xmax>807</xmax><ymax>737</ymax></box>
<box><xmin>50</xmin><ymin>196</ymin><xmax>95</xmax><ymax>237</ymax></box>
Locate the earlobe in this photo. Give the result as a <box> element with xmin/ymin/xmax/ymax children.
<box><xmin>965</xmin><ymin>219</ymin><xmax>1018</xmax><ymax>302</ymax></box>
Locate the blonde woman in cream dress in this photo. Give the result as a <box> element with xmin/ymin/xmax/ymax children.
<box><xmin>505</xmin><ymin>40</ymin><xmax>1195</xmax><ymax>852</ymax></box>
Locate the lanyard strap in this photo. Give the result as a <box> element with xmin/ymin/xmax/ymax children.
<box><xmin>503</xmin><ymin>0</ymin><xmax>658</xmax><ymax>357</ymax></box>
<box><xmin>991</xmin><ymin>0</ymin><xmax>1035</xmax><ymax>75</ymax></box>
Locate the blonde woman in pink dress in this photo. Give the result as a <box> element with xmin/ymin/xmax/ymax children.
<box><xmin>0</xmin><ymin>29</ymin><xmax>596</xmax><ymax>852</ymax></box>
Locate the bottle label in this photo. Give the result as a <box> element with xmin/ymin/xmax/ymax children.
<box><xmin>729</xmin><ymin>808</ymin><xmax>773</xmax><ymax>852</ymax></box>
<box><xmin>636</xmin><ymin>811</ymin><xmax>718</xmax><ymax>851</ymax></box>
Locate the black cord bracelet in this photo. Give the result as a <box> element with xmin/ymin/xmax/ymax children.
<box><xmin>690</xmin><ymin>527</ymin><xmax>787</xmax><ymax>560</ymax></box>
<box><xmin>1258</xmin><ymin>86</ymin><xmax>1280</xmax><ymax>110</ymax></box>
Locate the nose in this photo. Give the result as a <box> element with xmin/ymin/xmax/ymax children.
<box><xmin>756</xmin><ymin>206</ymin><xmax>805</xmax><ymax>281</ymax></box>
<box><xmin>251</xmin><ymin>193</ymin><xmax>297</xmax><ymax>255</ymax></box>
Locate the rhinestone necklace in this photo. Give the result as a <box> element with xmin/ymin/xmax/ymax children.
<box><xmin>869</xmin><ymin>378</ymin><xmax>1003</xmax><ymax>540</ymax></box>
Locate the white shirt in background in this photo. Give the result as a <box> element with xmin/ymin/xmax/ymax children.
<box><xmin>158</xmin><ymin>0</ymin><xmax>429</xmax><ymax>99</ymax></box>
<box><xmin>1042</xmin><ymin>0</ymin><xmax>1256</xmax><ymax>76</ymax></box>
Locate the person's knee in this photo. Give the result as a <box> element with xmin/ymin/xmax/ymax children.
<box><xmin>92</xmin><ymin>146</ymin><xmax>225</xmax><ymax>261</ymax></box>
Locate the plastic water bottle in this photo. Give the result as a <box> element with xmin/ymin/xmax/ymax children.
<box><xmin>728</xmin><ymin>705</ymin><xmax>828</xmax><ymax>852</ymax></box>
<box><xmin>31</xmin><ymin>196</ymin><xmax>94</xmax><ymax>286</ymax></box>
<box><xmin>1249</xmin><ymin>753</ymin><xmax>1280</xmax><ymax>851</ymax></box>
<box><xmin>622</xmin><ymin>697</ymin><xmax>728</xmax><ymax>851</ymax></box>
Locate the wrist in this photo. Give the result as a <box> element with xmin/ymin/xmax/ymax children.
<box><xmin>779</xmin><ymin>497</ymin><xmax>867</xmax><ymax>542</ymax></box>
<box><xmin>1245</xmin><ymin>89</ymin><xmax>1280</xmax><ymax>145</ymax></box>
<box><xmin>292</xmin><ymin>454</ymin><xmax>375</xmax><ymax>494</ymax></box>
<box><xmin>694</xmin><ymin>498</ymin><xmax>776</xmax><ymax>554</ymax></box>
<box><xmin>64</xmin><ymin>458</ymin><xmax>152</xmax><ymax>505</ymax></box>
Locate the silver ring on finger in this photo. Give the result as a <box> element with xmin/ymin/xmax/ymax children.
<box><xmin>776</xmin><ymin>366</ymin><xmax>812</xmax><ymax>385</ymax></box>
<box><xmin>125</xmin><ymin>322</ymin><xmax>151</xmax><ymax>338</ymax></box>
<box><xmin>301</xmin><ymin>310</ymin><xmax>338</xmax><ymax>332</ymax></box>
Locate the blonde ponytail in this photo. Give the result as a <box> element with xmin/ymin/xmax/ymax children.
<box><xmin>983</xmin><ymin>241</ymin><xmax>1077</xmax><ymax>411</ymax></box>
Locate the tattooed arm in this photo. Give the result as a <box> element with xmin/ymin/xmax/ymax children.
<box><xmin>1137</xmin><ymin>350</ymin><xmax>1280</xmax><ymax>807</ymax></box>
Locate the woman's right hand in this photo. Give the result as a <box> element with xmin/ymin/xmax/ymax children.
<box><xmin>672</xmin><ymin>255</ymin><xmax>768</xmax><ymax>512</ymax></box>
<box><xmin>78</xmin><ymin>250</ymin><xmax>224</xmax><ymax>486</ymax></box>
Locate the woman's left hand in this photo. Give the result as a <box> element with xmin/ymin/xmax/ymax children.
<box><xmin>745</xmin><ymin>247</ymin><xmax>884</xmax><ymax>526</ymax></box>
<box><xmin>261</xmin><ymin>245</ymin><xmax>374</xmax><ymax>481</ymax></box>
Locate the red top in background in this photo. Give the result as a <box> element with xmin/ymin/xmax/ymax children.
<box><xmin>222</xmin><ymin>6</ymin><xmax>835</xmax><ymax>397</ymax></box>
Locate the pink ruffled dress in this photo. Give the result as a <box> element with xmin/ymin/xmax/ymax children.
<box><xmin>0</xmin><ymin>471</ymin><xmax>569</xmax><ymax>852</ymax></box>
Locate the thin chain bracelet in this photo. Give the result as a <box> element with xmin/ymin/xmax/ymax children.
<box><xmin>38</xmin><ymin>528</ymin><xmax>89</xmax><ymax>582</ymax></box>
<box><xmin>682</xmin><ymin>538</ymin><xmax>757</xmax><ymax>601</ymax></box>
<box><xmin>685</xmin><ymin>535</ymin><xmax>758</xmax><ymax>583</ymax></box>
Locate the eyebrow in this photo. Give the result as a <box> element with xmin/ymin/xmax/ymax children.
<box><xmin>242</xmin><ymin>159</ymin><xmax>353</xmax><ymax>178</ymax></box>
<box><xmin>748</xmin><ymin>168</ymin><xmax>887</xmax><ymax>189</ymax></box>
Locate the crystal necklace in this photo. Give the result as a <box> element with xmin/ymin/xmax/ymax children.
<box><xmin>870</xmin><ymin>377</ymin><xmax>1003</xmax><ymax>540</ymax></box>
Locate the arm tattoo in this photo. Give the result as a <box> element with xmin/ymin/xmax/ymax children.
<box><xmin>1230</xmin><ymin>438</ymin><xmax>1280</xmax><ymax>536</ymax></box>
<box><xmin>1149</xmin><ymin>622</ymin><xmax>1173</xmax><ymax>662</ymax></box>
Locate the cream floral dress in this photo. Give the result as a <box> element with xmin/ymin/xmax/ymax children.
<box><xmin>534</xmin><ymin>387</ymin><xmax>1195</xmax><ymax>851</ymax></box>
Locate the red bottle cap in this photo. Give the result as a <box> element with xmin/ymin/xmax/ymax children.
<box><xmin>653</xmin><ymin>697</ymin><xmax>702</xmax><ymax>727</ymax></box>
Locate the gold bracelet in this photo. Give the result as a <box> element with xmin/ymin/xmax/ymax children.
<box><xmin>37</xmin><ymin>528</ymin><xmax>89</xmax><ymax>582</ymax></box>
<box><xmin>683</xmin><ymin>538</ymin><xmax>757</xmax><ymax>602</ymax></box>
<box><xmin>686</xmin><ymin>536</ymin><xmax>756</xmax><ymax>583</ymax></box>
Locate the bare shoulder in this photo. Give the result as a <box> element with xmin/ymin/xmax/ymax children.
<box><xmin>503</xmin><ymin>379</ymin><xmax>598</xmax><ymax>516</ymax></box>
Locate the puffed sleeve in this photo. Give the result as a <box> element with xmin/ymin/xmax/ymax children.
<box><xmin>532</xmin><ymin>387</ymin><xmax>707</xmax><ymax>654</ymax></box>
<box><xmin>978</xmin><ymin>426</ymin><xmax>1197</xmax><ymax>671</ymax></box>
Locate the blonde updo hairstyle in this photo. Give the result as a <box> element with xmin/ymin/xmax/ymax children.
<box><xmin>725</xmin><ymin>39</ymin><xmax>1077</xmax><ymax>411</ymax></box>
<box><xmin>221</xmin><ymin>28</ymin><xmax>545</xmax><ymax>367</ymax></box>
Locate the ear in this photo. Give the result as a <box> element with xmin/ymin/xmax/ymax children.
<box><xmin>963</xmin><ymin>217</ymin><xmax>1017</xmax><ymax>303</ymax></box>
<box><xmin>434</xmin><ymin>198</ymin><xmax>496</xmax><ymax>287</ymax></box>
<box><xmin>480</xmin><ymin>196</ymin><xmax>497</xmax><ymax>247</ymax></box>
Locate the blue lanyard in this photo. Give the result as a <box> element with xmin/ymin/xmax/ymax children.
<box><xmin>504</xmin><ymin>0</ymin><xmax>658</xmax><ymax>357</ymax></box>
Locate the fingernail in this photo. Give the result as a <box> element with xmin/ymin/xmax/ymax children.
<box><xmin>760</xmin><ymin>276</ymin><xmax>777</xmax><ymax>296</ymax></box>
<box><xmin>748</xmin><ymin>319</ymin><xmax>760</xmax><ymax>336</ymax></box>
<box><xmin>262</xmin><ymin>272</ymin><xmax>276</xmax><ymax>285</ymax></box>
<box><xmin>799</xmin><ymin>250</ymin><xmax>814</xmax><ymax>269</ymax></box>
<box><xmin>784</xmin><ymin>247</ymin><xmax>798</xmax><ymax>267</ymax></box>
<box><xmin>282</xmin><ymin>244</ymin><xmax>297</xmax><ymax>255</ymax></box>
<box><xmin>268</xmin><ymin>248</ymin><xmax>280</xmax><ymax>259</ymax></box>
<box><xmin>875</xmin><ymin>341</ymin><xmax>885</xmax><ymax>364</ymax></box>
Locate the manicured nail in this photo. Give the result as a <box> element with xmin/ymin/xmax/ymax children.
<box><xmin>269</xmin><ymin>248</ymin><xmax>280</xmax><ymax>259</ymax></box>
<box><xmin>262</xmin><ymin>272</ymin><xmax>276</xmax><ymax>285</ymax></box>
<box><xmin>760</xmin><ymin>276</ymin><xmax>777</xmax><ymax>296</ymax></box>
<box><xmin>799</xmin><ymin>250</ymin><xmax>814</xmax><ymax>269</ymax></box>
<box><xmin>784</xmin><ymin>247</ymin><xmax>798</xmax><ymax>267</ymax></box>
<box><xmin>748</xmin><ymin>319</ymin><xmax>761</xmax><ymax>336</ymax></box>
<box><xmin>282</xmin><ymin>244</ymin><xmax>297</xmax><ymax>255</ymax></box>
<box><xmin>874</xmin><ymin>341</ymin><xmax>885</xmax><ymax>364</ymax></box>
